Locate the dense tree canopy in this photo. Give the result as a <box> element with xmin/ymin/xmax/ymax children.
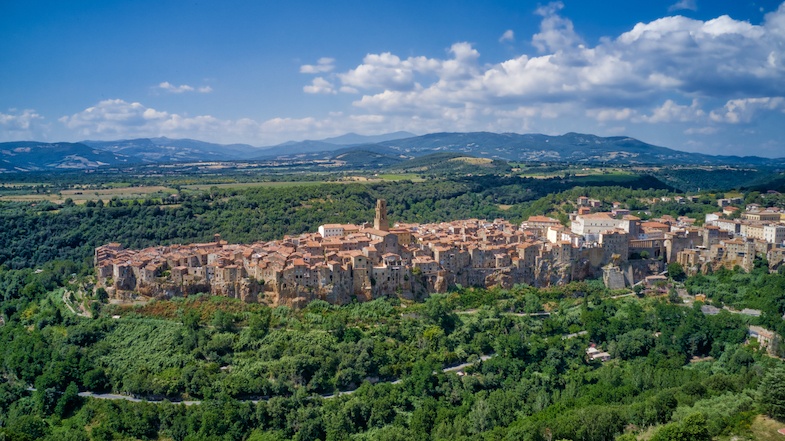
<box><xmin>1</xmin><ymin>174</ymin><xmax>784</xmax><ymax>440</ymax></box>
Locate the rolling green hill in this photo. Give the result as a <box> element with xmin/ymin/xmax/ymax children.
<box><xmin>389</xmin><ymin>152</ymin><xmax>512</xmax><ymax>175</ymax></box>
<box><xmin>0</xmin><ymin>141</ymin><xmax>130</xmax><ymax>171</ymax></box>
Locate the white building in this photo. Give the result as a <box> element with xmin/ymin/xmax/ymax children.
<box><xmin>763</xmin><ymin>224</ymin><xmax>785</xmax><ymax>245</ymax></box>
<box><xmin>571</xmin><ymin>213</ymin><xmax>617</xmax><ymax>239</ymax></box>
<box><xmin>318</xmin><ymin>224</ymin><xmax>344</xmax><ymax>238</ymax></box>
<box><xmin>570</xmin><ymin>212</ymin><xmax>638</xmax><ymax>242</ymax></box>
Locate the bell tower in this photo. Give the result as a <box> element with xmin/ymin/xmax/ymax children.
<box><xmin>374</xmin><ymin>199</ymin><xmax>389</xmax><ymax>231</ymax></box>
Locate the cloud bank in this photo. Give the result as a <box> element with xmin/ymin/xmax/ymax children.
<box><xmin>56</xmin><ymin>99</ymin><xmax>403</xmax><ymax>145</ymax></box>
<box><xmin>17</xmin><ymin>2</ymin><xmax>785</xmax><ymax>153</ymax></box>
<box><xmin>0</xmin><ymin>109</ymin><xmax>45</xmax><ymax>141</ymax></box>
<box><xmin>330</xmin><ymin>2</ymin><xmax>785</xmax><ymax>129</ymax></box>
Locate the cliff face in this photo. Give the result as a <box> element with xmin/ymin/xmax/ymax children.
<box><xmin>533</xmin><ymin>260</ymin><xmax>572</xmax><ymax>287</ymax></box>
<box><xmin>101</xmin><ymin>250</ymin><xmax>619</xmax><ymax>306</ymax></box>
<box><xmin>273</xmin><ymin>276</ymin><xmax>354</xmax><ymax>308</ymax></box>
<box><xmin>107</xmin><ymin>266</ymin><xmax>437</xmax><ymax>308</ymax></box>
<box><xmin>213</xmin><ymin>278</ymin><xmax>262</xmax><ymax>303</ymax></box>
<box><xmin>95</xmin><ymin>212</ymin><xmax>672</xmax><ymax>308</ymax></box>
<box><xmin>571</xmin><ymin>258</ymin><xmax>596</xmax><ymax>281</ymax></box>
<box><xmin>108</xmin><ymin>277</ymin><xmax>262</xmax><ymax>303</ymax></box>
<box><xmin>484</xmin><ymin>269</ymin><xmax>515</xmax><ymax>290</ymax></box>
<box><xmin>630</xmin><ymin>259</ymin><xmax>665</xmax><ymax>282</ymax></box>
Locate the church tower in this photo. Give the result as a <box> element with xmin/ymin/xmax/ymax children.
<box><xmin>374</xmin><ymin>199</ymin><xmax>389</xmax><ymax>231</ymax></box>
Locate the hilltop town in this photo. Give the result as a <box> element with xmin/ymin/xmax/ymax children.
<box><xmin>95</xmin><ymin>196</ymin><xmax>785</xmax><ymax>307</ymax></box>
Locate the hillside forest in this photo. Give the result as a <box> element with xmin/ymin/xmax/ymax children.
<box><xmin>2</xmin><ymin>169</ymin><xmax>785</xmax><ymax>440</ymax></box>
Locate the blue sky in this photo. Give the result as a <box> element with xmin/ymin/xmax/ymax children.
<box><xmin>2</xmin><ymin>0</ymin><xmax>785</xmax><ymax>157</ymax></box>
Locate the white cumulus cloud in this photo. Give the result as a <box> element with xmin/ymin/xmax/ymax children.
<box><xmin>638</xmin><ymin>99</ymin><xmax>705</xmax><ymax>123</ymax></box>
<box><xmin>60</xmin><ymin>99</ymin><xmax>229</xmax><ymax>139</ymax></box>
<box><xmin>16</xmin><ymin>2</ymin><xmax>785</xmax><ymax>153</ymax></box>
<box><xmin>532</xmin><ymin>2</ymin><xmax>583</xmax><ymax>53</ymax></box>
<box><xmin>709</xmin><ymin>97</ymin><xmax>785</xmax><ymax>123</ymax></box>
<box><xmin>590</xmin><ymin>107</ymin><xmax>636</xmax><ymax>122</ymax></box>
<box><xmin>339</xmin><ymin>52</ymin><xmax>421</xmax><ymax>91</ymax></box>
<box><xmin>303</xmin><ymin>77</ymin><xmax>337</xmax><ymax>94</ymax></box>
<box><xmin>0</xmin><ymin>109</ymin><xmax>45</xmax><ymax>141</ymax></box>
<box><xmin>313</xmin><ymin>1</ymin><xmax>785</xmax><ymax>138</ymax></box>
<box><xmin>56</xmin><ymin>99</ymin><xmax>419</xmax><ymax>146</ymax></box>
<box><xmin>499</xmin><ymin>29</ymin><xmax>515</xmax><ymax>43</ymax></box>
<box><xmin>158</xmin><ymin>81</ymin><xmax>212</xmax><ymax>94</ymax></box>
<box><xmin>300</xmin><ymin>57</ymin><xmax>336</xmax><ymax>74</ymax></box>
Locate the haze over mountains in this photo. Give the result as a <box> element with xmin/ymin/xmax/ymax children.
<box><xmin>1</xmin><ymin>131</ymin><xmax>783</xmax><ymax>172</ymax></box>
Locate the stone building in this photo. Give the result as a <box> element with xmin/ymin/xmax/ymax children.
<box><xmin>100</xmin><ymin>198</ymin><xmax>738</xmax><ymax>307</ymax></box>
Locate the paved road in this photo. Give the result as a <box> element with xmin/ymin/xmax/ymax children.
<box><xmin>562</xmin><ymin>330</ymin><xmax>588</xmax><ymax>340</ymax></box>
<box><xmin>609</xmin><ymin>292</ymin><xmax>637</xmax><ymax>299</ymax></box>
<box><xmin>443</xmin><ymin>354</ymin><xmax>494</xmax><ymax>373</ymax></box>
<box><xmin>76</xmin><ymin>391</ymin><xmax>204</xmax><ymax>406</ymax></box>
<box><xmin>68</xmin><ymin>354</ymin><xmax>497</xmax><ymax>405</ymax></box>
<box><xmin>77</xmin><ymin>392</ymin><xmax>204</xmax><ymax>406</ymax></box>
<box><xmin>458</xmin><ymin>309</ymin><xmax>550</xmax><ymax>317</ymax></box>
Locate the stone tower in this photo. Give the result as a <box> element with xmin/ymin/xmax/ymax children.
<box><xmin>374</xmin><ymin>199</ymin><xmax>389</xmax><ymax>231</ymax></box>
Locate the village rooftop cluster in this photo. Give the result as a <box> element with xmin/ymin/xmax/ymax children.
<box><xmin>94</xmin><ymin>195</ymin><xmax>785</xmax><ymax>306</ymax></box>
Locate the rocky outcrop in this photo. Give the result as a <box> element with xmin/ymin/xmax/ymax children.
<box><xmin>533</xmin><ymin>258</ymin><xmax>572</xmax><ymax>287</ymax></box>
<box><xmin>484</xmin><ymin>269</ymin><xmax>514</xmax><ymax>290</ymax></box>
<box><xmin>571</xmin><ymin>258</ymin><xmax>596</xmax><ymax>281</ymax></box>
<box><xmin>603</xmin><ymin>265</ymin><xmax>626</xmax><ymax>290</ymax></box>
<box><xmin>212</xmin><ymin>278</ymin><xmax>261</xmax><ymax>303</ymax></box>
<box><xmin>630</xmin><ymin>259</ymin><xmax>665</xmax><ymax>283</ymax></box>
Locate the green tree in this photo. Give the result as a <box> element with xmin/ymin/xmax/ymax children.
<box><xmin>182</xmin><ymin>309</ymin><xmax>201</xmax><ymax>331</ymax></box>
<box><xmin>96</xmin><ymin>287</ymin><xmax>109</xmax><ymax>302</ymax></box>
<box><xmin>54</xmin><ymin>381</ymin><xmax>81</xmax><ymax>418</ymax></box>
<box><xmin>651</xmin><ymin>413</ymin><xmax>710</xmax><ymax>441</ymax></box>
<box><xmin>609</xmin><ymin>328</ymin><xmax>653</xmax><ymax>359</ymax></box>
<box><xmin>211</xmin><ymin>309</ymin><xmax>236</xmax><ymax>333</ymax></box>
<box><xmin>410</xmin><ymin>397</ymin><xmax>438</xmax><ymax>440</ymax></box>
<box><xmin>247</xmin><ymin>429</ymin><xmax>287</xmax><ymax>441</ymax></box>
<box><xmin>6</xmin><ymin>415</ymin><xmax>51</xmax><ymax>440</ymax></box>
<box><xmin>759</xmin><ymin>367</ymin><xmax>785</xmax><ymax>420</ymax></box>
<box><xmin>667</xmin><ymin>262</ymin><xmax>686</xmax><ymax>282</ymax></box>
<box><xmin>422</xmin><ymin>295</ymin><xmax>457</xmax><ymax>334</ymax></box>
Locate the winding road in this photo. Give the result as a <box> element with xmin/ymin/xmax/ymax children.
<box><xmin>68</xmin><ymin>354</ymin><xmax>497</xmax><ymax>406</ymax></box>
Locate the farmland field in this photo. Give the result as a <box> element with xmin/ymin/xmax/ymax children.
<box><xmin>0</xmin><ymin>185</ymin><xmax>177</xmax><ymax>204</ymax></box>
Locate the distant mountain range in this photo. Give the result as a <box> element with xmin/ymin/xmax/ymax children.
<box><xmin>320</xmin><ymin>131</ymin><xmax>416</xmax><ymax>145</ymax></box>
<box><xmin>82</xmin><ymin>137</ymin><xmax>258</xmax><ymax>162</ymax></box>
<box><xmin>372</xmin><ymin>132</ymin><xmax>784</xmax><ymax>167</ymax></box>
<box><xmin>1</xmin><ymin>131</ymin><xmax>783</xmax><ymax>172</ymax></box>
<box><xmin>0</xmin><ymin>142</ymin><xmax>130</xmax><ymax>172</ymax></box>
